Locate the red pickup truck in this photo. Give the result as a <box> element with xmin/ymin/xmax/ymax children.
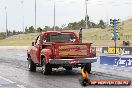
<box><xmin>27</xmin><ymin>31</ymin><xmax>97</xmax><ymax>75</ymax></box>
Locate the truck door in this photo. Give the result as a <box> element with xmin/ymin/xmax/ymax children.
<box><xmin>32</xmin><ymin>36</ymin><xmax>41</xmax><ymax>64</ymax></box>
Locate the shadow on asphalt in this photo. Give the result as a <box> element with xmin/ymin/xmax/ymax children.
<box><xmin>50</xmin><ymin>70</ymin><xmax>81</xmax><ymax>76</ymax></box>
<box><xmin>28</xmin><ymin>68</ymin><xmax>82</xmax><ymax>77</ymax></box>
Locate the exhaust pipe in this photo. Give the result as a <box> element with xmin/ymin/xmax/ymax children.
<box><xmin>79</xmin><ymin>28</ymin><xmax>82</xmax><ymax>43</ymax></box>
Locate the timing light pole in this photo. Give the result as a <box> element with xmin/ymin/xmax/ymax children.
<box><xmin>85</xmin><ymin>0</ymin><xmax>88</xmax><ymax>29</ymax></box>
<box><xmin>110</xmin><ymin>19</ymin><xmax>120</xmax><ymax>54</ymax></box>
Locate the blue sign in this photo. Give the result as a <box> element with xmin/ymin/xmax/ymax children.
<box><xmin>100</xmin><ymin>55</ymin><xmax>132</xmax><ymax>67</ymax></box>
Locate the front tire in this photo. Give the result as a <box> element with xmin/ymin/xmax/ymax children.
<box><xmin>28</xmin><ymin>57</ymin><xmax>36</xmax><ymax>72</ymax></box>
<box><xmin>42</xmin><ymin>59</ymin><xmax>52</xmax><ymax>75</ymax></box>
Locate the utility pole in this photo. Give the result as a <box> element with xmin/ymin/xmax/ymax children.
<box><xmin>106</xmin><ymin>14</ymin><xmax>109</xmax><ymax>31</ymax></box>
<box><xmin>35</xmin><ymin>0</ymin><xmax>37</xmax><ymax>31</ymax></box>
<box><xmin>85</xmin><ymin>0</ymin><xmax>88</xmax><ymax>29</ymax></box>
<box><xmin>5</xmin><ymin>7</ymin><xmax>8</xmax><ymax>38</ymax></box>
<box><xmin>53</xmin><ymin>0</ymin><xmax>56</xmax><ymax>31</ymax></box>
<box><xmin>21</xmin><ymin>0</ymin><xmax>24</xmax><ymax>33</ymax></box>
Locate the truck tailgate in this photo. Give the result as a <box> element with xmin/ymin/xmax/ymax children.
<box><xmin>56</xmin><ymin>44</ymin><xmax>91</xmax><ymax>58</ymax></box>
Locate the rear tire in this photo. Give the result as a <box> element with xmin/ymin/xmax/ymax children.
<box><xmin>82</xmin><ymin>63</ymin><xmax>91</xmax><ymax>74</ymax></box>
<box><xmin>42</xmin><ymin>59</ymin><xmax>52</xmax><ymax>75</ymax></box>
<box><xmin>65</xmin><ymin>66</ymin><xmax>72</xmax><ymax>71</ymax></box>
<box><xmin>28</xmin><ymin>57</ymin><xmax>36</xmax><ymax>72</ymax></box>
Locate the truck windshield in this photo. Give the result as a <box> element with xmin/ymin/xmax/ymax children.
<box><xmin>44</xmin><ymin>33</ymin><xmax>75</xmax><ymax>42</ymax></box>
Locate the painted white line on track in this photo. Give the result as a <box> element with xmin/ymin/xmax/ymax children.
<box><xmin>124</xmin><ymin>70</ymin><xmax>129</xmax><ymax>72</ymax></box>
<box><xmin>103</xmin><ymin>67</ymin><xmax>107</xmax><ymax>69</ymax></box>
<box><xmin>0</xmin><ymin>76</ymin><xmax>15</xmax><ymax>83</ymax></box>
<box><xmin>116</xmin><ymin>69</ymin><xmax>122</xmax><ymax>71</ymax></box>
<box><xmin>121</xmin><ymin>66</ymin><xmax>125</xmax><ymax>68</ymax></box>
<box><xmin>17</xmin><ymin>85</ymin><xmax>26</xmax><ymax>88</ymax></box>
<box><xmin>113</xmin><ymin>65</ymin><xmax>118</xmax><ymax>66</ymax></box>
<box><xmin>110</xmin><ymin>68</ymin><xmax>115</xmax><ymax>70</ymax></box>
<box><xmin>104</xmin><ymin>64</ymin><xmax>108</xmax><ymax>65</ymax></box>
<box><xmin>0</xmin><ymin>76</ymin><xmax>26</xmax><ymax>88</ymax></box>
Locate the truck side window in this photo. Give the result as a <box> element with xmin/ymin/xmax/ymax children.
<box><xmin>45</xmin><ymin>34</ymin><xmax>50</xmax><ymax>42</ymax></box>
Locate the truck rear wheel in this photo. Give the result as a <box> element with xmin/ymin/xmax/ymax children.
<box><xmin>42</xmin><ymin>59</ymin><xmax>52</xmax><ymax>75</ymax></box>
<box><xmin>82</xmin><ymin>63</ymin><xmax>91</xmax><ymax>74</ymax></box>
<box><xmin>65</xmin><ymin>66</ymin><xmax>72</xmax><ymax>71</ymax></box>
<box><xmin>28</xmin><ymin>57</ymin><xmax>36</xmax><ymax>72</ymax></box>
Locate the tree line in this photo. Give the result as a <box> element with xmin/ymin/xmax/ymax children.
<box><xmin>0</xmin><ymin>30</ymin><xmax>23</xmax><ymax>40</ymax></box>
<box><xmin>24</xmin><ymin>16</ymin><xmax>106</xmax><ymax>33</ymax></box>
<box><xmin>0</xmin><ymin>16</ymin><xmax>106</xmax><ymax>40</ymax></box>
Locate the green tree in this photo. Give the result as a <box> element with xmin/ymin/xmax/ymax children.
<box><xmin>29</xmin><ymin>26</ymin><xmax>35</xmax><ymax>33</ymax></box>
<box><xmin>13</xmin><ymin>30</ymin><xmax>16</xmax><ymax>35</ymax></box>
<box><xmin>68</xmin><ymin>22</ymin><xmax>79</xmax><ymax>30</ymax></box>
<box><xmin>98</xmin><ymin>20</ymin><xmax>105</xmax><ymax>29</ymax></box>
<box><xmin>37</xmin><ymin>27</ymin><xmax>42</xmax><ymax>32</ymax></box>
<box><xmin>67</xmin><ymin>15</ymin><xmax>99</xmax><ymax>30</ymax></box>
<box><xmin>0</xmin><ymin>32</ymin><xmax>6</xmax><ymax>40</ymax></box>
<box><xmin>44</xmin><ymin>26</ymin><xmax>51</xmax><ymax>31</ymax></box>
<box><xmin>78</xmin><ymin>20</ymin><xmax>85</xmax><ymax>29</ymax></box>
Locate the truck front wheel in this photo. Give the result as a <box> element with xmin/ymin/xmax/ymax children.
<box><xmin>42</xmin><ymin>59</ymin><xmax>52</xmax><ymax>75</ymax></box>
<box><xmin>28</xmin><ymin>57</ymin><xmax>36</xmax><ymax>72</ymax></box>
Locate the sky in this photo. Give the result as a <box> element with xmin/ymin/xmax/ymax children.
<box><xmin>0</xmin><ymin>0</ymin><xmax>132</xmax><ymax>32</ymax></box>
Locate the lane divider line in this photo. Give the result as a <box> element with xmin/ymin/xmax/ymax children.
<box><xmin>121</xmin><ymin>66</ymin><xmax>125</xmax><ymax>68</ymax></box>
<box><xmin>0</xmin><ymin>76</ymin><xmax>15</xmax><ymax>84</ymax></box>
<box><xmin>0</xmin><ymin>76</ymin><xmax>26</xmax><ymax>88</ymax></box>
<box><xmin>104</xmin><ymin>64</ymin><xmax>108</xmax><ymax>65</ymax></box>
<box><xmin>17</xmin><ymin>85</ymin><xmax>26</xmax><ymax>88</ymax></box>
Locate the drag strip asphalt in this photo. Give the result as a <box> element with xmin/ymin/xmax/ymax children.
<box><xmin>0</xmin><ymin>48</ymin><xmax>132</xmax><ymax>88</ymax></box>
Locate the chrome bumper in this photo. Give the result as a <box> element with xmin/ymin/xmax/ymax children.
<box><xmin>49</xmin><ymin>57</ymin><xmax>97</xmax><ymax>64</ymax></box>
